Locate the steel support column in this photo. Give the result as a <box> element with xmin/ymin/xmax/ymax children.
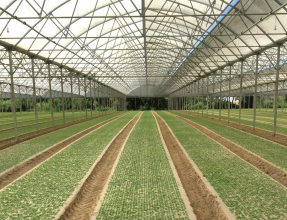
<box><xmin>239</xmin><ymin>60</ymin><xmax>244</xmax><ymax>125</ymax></box>
<box><xmin>89</xmin><ymin>79</ymin><xmax>92</xmax><ymax>118</ymax></box>
<box><xmin>1</xmin><ymin>83</ymin><xmax>3</xmax><ymax>113</ymax></box>
<box><xmin>219</xmin><ymin>69</ymin><xmax>223</xmax><ymax>120</ymax></box>
<box><xmin>31</xmin><ymin>58</ymin><xmax>39</xmax><ymax>131</ymax></box>
<box><xmin>8</xmin><ymin>50</ymin><xmax>18</xmax><ymax>140</ymax></box>
<box><xmin>70</xmin><ymin>73</ymin><xmax>74</xmax><ymax>122</ymax></box>
<box><xmin>228</xmin><ymin>66</ymin><xmax>231</xmax><ymax>123</ymax></box>
<box><xmin>97</xmin><ymin>83</ymin><xmax>100</xmax><ymax>115</ymax></box>
<box><xmin>253</xmin><ymin>54</ymin><xmax>259</xmax><ymax>130</ymax></box>
<box><xmin>84</xmin><ymin>77</ymin><xmax>87</xmax><ymax>119</ymax></box>
<box><xmin>19</xmin><ymin>86</ymin><xmax>22</xmax><ymax>114</ymax></box>
<box><xmin>273</xmin><ymin>45</ymin><xmax>281</xmax><ymax>136</ymax></box>
<box><xmin>60</xmin><ymin>68</ymin><xmax>66</xmax><ymax>124</ymax></box>
<box><xmin>197</xmin><ymin>81</ymin><xmax>200</xmax><ymax>114</ymax></box>
<box><xmin>48</xmin><ymin>63</ymin><xmax>54</xmax><ymax>126</ymax></box>
<box><xmin>206</xmin><ymin>77</ymin><xmax>209</xmax><ymax>117</ymax></box>
<box><xmin>282</xmin><ymin>82</ymin><xmax>285</xmax><ymax>112</ymax></box>
<box><xmin>78</xmin><ymin>75</ymin><xmax>82</xmax><ymax>119</ymax></box>
<box><xmin>212</xmin><ymin>74</ymin><xmax>215</xmax><ymax>118</ymax></box>
<box><xmin>201</xmin><ymin>79</ymin><xmax>204</xmax><ymax>116</ymax></box>
<box><xmin>93</xmin><ymin>80</ymin><xmax>96</xmax><ymax>115</ymax></box>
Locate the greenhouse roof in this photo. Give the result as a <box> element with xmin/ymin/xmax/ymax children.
<box><xmin>1</xmin><ymin>0</ymin><xmax>287</xmax><ymax>97</ymax></box>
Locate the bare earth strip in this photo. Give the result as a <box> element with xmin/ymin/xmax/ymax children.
<box><xmin>153</xmin><ymin>112</ymin><xmax>196</xmax><ymax>220</ymax></box>
<box><xmin>153</xmin><ymin>112</ymin><xmax>234</xmax><ymax>220</ymax></box>
<box><xmin>0</xmin><ymin>112</ymin><xmax>119</xmax><ymax>151</ymax></box>
<box><xmin>0</xmin><ymin>114</ymin><xmax>126</xmax><ymax>191</ymax></box>
<box><xmin>55</xmin><ymin>112</ymin><xmax>142</xmax><ymax>220</ymax></box>
<box><xmin>168</xmin><ymin>112</ymin><xmax>287</xmax><ymax>189</ymax></box>
<box><xmin>178</xmin><ymin>111</ymin><xmax>287</xmax><ymax>146</ymax></box>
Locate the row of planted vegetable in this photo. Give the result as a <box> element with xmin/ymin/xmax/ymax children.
<box><xmin>159</xmin><ymin>111</ymin><xmax>287</xmax><ymax>219</ymax></box>
<box><xmin>1</xmin><ymin>110</ymin><xmax>287</xmax><ymax>219</ymax></box>
<box><xmin>96</xmin><ymin>111</ymin><xmax>189</xmax><ymax>219</ymax></box>
<box><xmin>187</xmin><ymin>109</ymin><xmax>287</xmax><ymax>135</ymax></box>
<box><xmin>0</xmin><ymin>111</ymin><xmax>136</xmax><ymax>219</ymax></box>
<box><xmin>0</xmin><ymin>110</ymin><xmax>111</xmax><ymax>141</ymax></box>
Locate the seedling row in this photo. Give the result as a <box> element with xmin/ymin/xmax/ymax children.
<box><xmin>0</xmin><ymin>110</ymin><xmax>287</xmax><ymax>219</ymax></box>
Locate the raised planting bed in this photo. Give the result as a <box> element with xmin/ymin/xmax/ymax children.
<box><xmin>188</xmin><ymin>109</ymin><xmax>287</xmax><ymax>135</ymax></box>
<box><xmin>96</xmin><ymin>111</ymin><xmax>190</xmax><ymax>219</ymax></box>
<box><xmin>0</xmin><ymin>112</ymin><xmax>125</xmax><ymax>174</ymax></box>
<box><xmin>172</xmin><ymin>111</ymin><xmax>287</xmax><ymax>171</ymax></box>
<box><xmin>0</xmin><ymin>111</ymin><xmax>108</xmax><ymax>140</ymax></box>
<box><xmin>158</xmin><ymin>111</ymin><xmax>287</xmax><ymax>219</ymax></box>
<box><xmin>0</xmin><ymin>112</ymin><xmax>137</xmax><ymax>219</ymax></box>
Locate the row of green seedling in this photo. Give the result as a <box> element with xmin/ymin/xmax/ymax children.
<box><xmin>158</xmin><ymin>111</ymin><xmax>287</xmax><ymax>220</ymax></box>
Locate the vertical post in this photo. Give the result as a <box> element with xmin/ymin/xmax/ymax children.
<box><xmin>8</xmin><ymin>50</ymin><xmax>18</xmax><ymax>140</ymax></box>
<box><xmin>70</xmin><ymin>73</ymin><xmax>74</xmax><ymax>122</ymax></box>
<box><xmin>84</xmin><ymin>77</ymin><xmax>87</xmax><ymax>119</ymax></box>
<box><xmin>26</xmin><ymin>87</ymin><xmax>29</xmax><ymax>112</ymax></box>
<box><xmin>239</xmin><ymin>60</ymin><xmax>243</xmax><ymax>125</ymax></box>
<box><xmin>1</xmin><ymin>83</ymin><xmax>3</xmax><ymax>113</ymax></box>
<box><xmin>48</xmin><ymin>63</ymin><xmax>54</xmax><ymax>126</ymax></box>
<box><xmin>78</xmin><ymin>75</ymin><xmax>82</xmax><ymax>119</ymax></box>
<box><xmin>228</xmin><ymin>66</ymin><xmax>231</xmax><ymax>123</ymax></box>
<box><xmin>219</xmin><ymin>69</ymin><xmax>223</xmax><ymax>120</ymax></box>
<box><xmin>206</xmin><ymin>77</ymin><xmax>209</xmax><ymax>117</ymax></box>
<box><xmin>282</xmin><ymin>82</ymin><xmax>285</xmax><ymax>112</ymax></box>
<box><xmin>105</xmin><ymin>86</ymin><xmax>107</xmax><ymax>114</ymax></box>
<box><xmin>266</xmin><ymin>84</ymin><xmax>268</xmax><ymax>111</ymax></box>
<box><xmin>273</xmin><ymin>45</ymin><xmax>281</xmax><ymax>136</ymax></box>
<box><xmin>212</xmin><ymin>74</ymin><xmax>215</xmax><ymax>118</ymax></box>
<box><xmin>60</xmin><ymin>68</ymin><xmax>66</xmax><ymax>124</ymax></box>
<box><xmin>89</xmin><ymin>79</ymin><xmax>92</xmax><ymax>118</ymax></box>
<box><xmin>93</xmin><ymin>80</ymin><xmax>96</xmax><ymax>115</ymax></box>
<box><xmin>97</xmin><ymin>83</ymin><xmax>100</xmax><ymax>115</ymax></box>
<box><xmin>31</xmin><ymin>58</ymin><xmax>39</xmax><ymax>131</ymax></box>
<box><xmin>39</xmin><ymin>89</ymin><xmax>42</xmax><ymax>112</ymax></box>
<box><xmin>19</xmin><ymin>86</ymin><xmax>22</xmax><ymax>114</ymax></box>
<box><xmin>253</xmin><ymin>54</ymin><xmax>259</xmax><ymax>130</ymax></box>
<box><xmin>197</xmin><ymin>80</ymin><xmax>200</xmax><ymax>114</ymax></box>
<box><xmin>201</xmin><ymin>79</ymin><xmax>204</xmax><ymax>116</ymax></box>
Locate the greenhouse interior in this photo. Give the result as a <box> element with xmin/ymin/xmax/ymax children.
<box><xmin>2</xmin><ymin>1</ymin><xmax>287</xmax><ymax>219</ymax></box>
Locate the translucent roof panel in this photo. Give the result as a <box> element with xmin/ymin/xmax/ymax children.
<box><xmin>1</xmin><ymin>0</ymin><xmax>287</xmax><ymax>97</ymax></box>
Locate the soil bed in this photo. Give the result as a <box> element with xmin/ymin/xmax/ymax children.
<box><xmin>179</xmin><ymin>111</ymin><xmax>287</xmax><ymax>146</ymax></box>
<box><xmin>57</xmin><ymin>112</ymin><xmax>142</xmax><ymax>220</ymax></box>
<box><xmin>168</xmin><ymin>112</ymin><xmax>287</xmax><ymax>188</ymax></box>
<box><xmin>0</xmin><ymin>114</ymin><xmax>124</xmax><ymax>190</ymax></box>
<box><xmin>0</xmin><ymin>113</ymin><xmax>118</xmax><ymax>151</ymax></box>
<box><xmin>153</xmin><ymin>112</ymin><xmax>230</xmax><ymax>220</ymax></box>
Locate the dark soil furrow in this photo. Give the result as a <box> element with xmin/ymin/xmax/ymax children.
<box><xmin>0</xmin><ymin>112</ymin><xmax>119</xmax><ymax>151</ymax></box>
<box><xmin>0</xmin><ymin>114</ymin><xmax>125</xmax><ymax>190</ymax></box>
<box><xmin>153</xmin><ymin>112</ymin><xmax>231</xmax><ymax>220</ymax></box>
<box><xmin>57</xmin><ymin>112</ymin><xmax>142</xmax><ymax>220</ymax></box>
<box><xmin>168</xmin><ymin>112</ymin><xmax>287</xmax><ymax>188</ymax></box>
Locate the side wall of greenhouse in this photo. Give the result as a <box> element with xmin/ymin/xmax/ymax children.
<box><xmin>168</xmin><ymin>44</ymin><xmax>287</xmax><ymax>136</ymax></box>
<box><xmin>0</xmin><ymin>48</ymin><xmax>127</xmax><ymax>140</ymax></box>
